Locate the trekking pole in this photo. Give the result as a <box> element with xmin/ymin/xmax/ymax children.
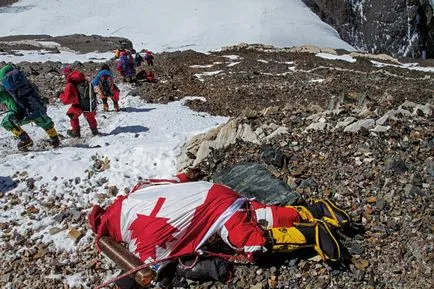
<box><xmin>89</xmin><ymin>82</ymin><xmax>92</xmax><ymax>111</ymax></box>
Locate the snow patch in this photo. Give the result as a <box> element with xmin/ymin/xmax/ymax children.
<box><xmin>222</xmin><ymin>55</ymin><xmax>242</xmax><ymax>60</ymax></box>
<box><xmin>190</xmin><ymin>64</ymin><xmax>215</xmax><ymax>68</ymax></box>
<box><xmin>316</xmin><ymin>53</ymin><xmax>356</xmax><ymax>63</ymax></box>
<box><xmin>0</xmin><ymin>50</ymin><xmax>113</xmax><ymax>64</ymax></box>
<box><xmin>371</xmin><ymin>60</ymin><xmax>434</xmax><ymax>72</ymax></box>
<box><xmin>194</xmin><ymin>70</ymin><xmax>224</xmax><ymax>82</ymax></box>
<box><xmin>227</xmin><ymin>61</ymin><xmax>241</xmax><ymax>67</ymax></box>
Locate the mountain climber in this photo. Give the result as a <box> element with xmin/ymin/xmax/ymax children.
<box><xmin>114</xmin><ymin>49</ymin><xmax>126</xmax><ymax>60</ymax></box>
<box><xmin>58</xmin><ymin>66</ymin><xmax>98</xmax><ymax>137</ymax></box>
<box><xmin>143</xmin><ymin>50</ymin><xmax>154</xmax><ymax>66</ymax></box>
<box><xmin>91</xmin><ymin>63</ymin><xmax>120</xmax><ymax>112</ymax></box>
<box><xmin>116</xmin><ymin>50</ymin><xmax>136</xmax><ymax>83</ymax></box>
<box><xmin>136</xmin><ymin>69</ymin><xmax>156</xmax><ymax>83</ymax></box>
<box><xmin>134</xmin><ymin>51</ymin><xmax>144</xmax><ymax>67</ymax></box>
<box><xmin>89</xmin><ymin>168</ymin><xmax>351</xmax><ymax>286</ymax></box>
<box><xmin>0</xmin><ymin>64</ymin><xmax>60</xmax><ymax>150</ymax></box>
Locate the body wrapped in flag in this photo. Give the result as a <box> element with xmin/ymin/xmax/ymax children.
<box><xmin>89</xmin><ymin>171</ymin><xmax>351</xmax><ymax>287</ymax></box>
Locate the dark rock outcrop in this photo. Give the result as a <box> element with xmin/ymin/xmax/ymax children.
<box><xmin>0</xmin><ymin>0</ymin><xmax>19</xmax><ymax>7</ymax></box>
<box><xmin>0</xmin><ymin>34</ymin><xmax>132</xmax><ymax>54</ymax></box>
<box><xmin>303</xmin><ymin>0</ymin><xmax>434</xmax><ymax>58</ymax></box>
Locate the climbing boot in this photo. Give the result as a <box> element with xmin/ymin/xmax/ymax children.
<box><xmin>296</xmin><ymin>221</ymin><xmax>342</xmax><ymax>261</ymax></box>
<box><xmin>67</xmin><ymin>129</ymin><xmax>81</xmax><ymax>138</ymax></box>
<box><xmin>49</xmin><ymin>135</ymin><xmax>60</xmax><ymax>148</ymax></box>
<box><xmin>267</xmin><ymin>221</ymin><xmax>342</xmax><ymax>262</ymax></box>
<box><xmin>45</xmin><ymin>127</ymin><xmax>60</xmax><ymax>148</ymax></box>
<box><xmin>11</xmin><ymin>126</ymin><xmax>24</xmax><ymax>138</ymax></box>
<box><xmin>91</xmin><ymin>128</ymin><xmax>99</xmax><ymax>136</ymax></box>
<box><xmin>113</xmin><ymin>102</ymin><xmax>120</xmax><ymax>112</ymax></box>
<box><xmin>267</xmin><ymin>226</ymin><xmax>313</xmax><ymax>253</ymax></box>
<box><xmin>291</xmin><ymin>205</ymin><xmax>316</xmax><ymax>223</ymax></box>
<box><xmin>306</xmin><ymin>199</ymin><xmax>352</xmax><ymax>229</ymax></box>
<box><xmin>292</xmin><ymin>199</ymin><xmax>351</xmax><ymax>229</ymax></box>
<box><xmin>17</xmin><ymin>131</ymin><xmax>33</xmax><ymax>151</ymax></box>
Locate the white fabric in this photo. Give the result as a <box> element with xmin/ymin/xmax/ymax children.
<box><xmin>195</xmin><ymin>197</ymin><xmax>246</xmax><ymax>250</ymax></box>
<box><xmin>254</xmin><ymin>207</ymin><xmax>274</xmax><ymax>228</ymax></box>
<box><xmin>121</xmin><ymin>181</ymin><xmax>213</xmax><ymax>245</ymax></box>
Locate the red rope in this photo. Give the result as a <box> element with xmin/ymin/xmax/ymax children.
<box><xmin>177</xmin><ymin>255</ymin><xmax>200</xmax><ymax>270</ymax></box>
<box><xmin>130</xmin><ymin>181</ymin><xmax>149</xmax><ymax>193</ymax></box>
<box><xmin>95</xmin><ymin>253</ymin><xmax>187</xmax><ymax>289</ymax></box>
<box><xmin>201</xmin><ymin>250</ymin><xmax>235</xmax><ymax>260</ymax></box>
<box><xmin>94</xmin><ymin>250</ymin><xmax>243</xmax><ymax>289</ymax></box>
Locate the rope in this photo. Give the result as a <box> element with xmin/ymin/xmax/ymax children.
<box><xmin>95</xmin><ymin>253</ymin><xmax>187</xmax><ymax>289</ymax></box>
<box><xmin>94</xmin><ymin>249</ymin><xmax>243</xmax><ymax>289</ymax></box>
<box><xmin>201</xmin><ymin>250</ymin><xmax>234</xmax><ymax>260</ymax></box>
<box><xmin>130</xmin><ymin>181</ymin><xmax>147</xmax><ymax>193</ymax></box>
<box><xmin>95</xmin><ymin>252</ymin><xmax>201</xmax><ymax>289</ymax></box>
<box><xmin>177</xmin><ymin>255</ymin><xmax>200</xmax><ymax>270</ymax></box>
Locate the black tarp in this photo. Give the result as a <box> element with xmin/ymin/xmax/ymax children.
<box><xmin>213</xmin><ymin>163</ymin><xmax>301</xmax><ymax>206</ymax></box>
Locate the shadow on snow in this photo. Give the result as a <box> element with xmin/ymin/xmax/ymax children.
<box><xmin>0</xmin><ymin>5</ymin><xmax>34</xmax><ymax>14</ymax></box>
<box><xmin>0</xmin><ymin>176</ymin><xmax>17</xmax><ymax>193</ymax></box>
<box><xmin>121</xmin><ymin>107</ymin><xmax>156</xmax><ymax>113</ymax></box>
<box><xmin>109</xmin><ymin>125</ymin><xmax>149</xmax><ymax>136</ymax></box>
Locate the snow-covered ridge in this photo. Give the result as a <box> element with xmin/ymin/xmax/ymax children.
<box><xmin>0</xmin><ymin>0</ymin><xmax>354</xmax><ymax>52</ymax></box>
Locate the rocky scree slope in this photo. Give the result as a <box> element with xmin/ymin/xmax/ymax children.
<box><xmin>0</xmin><ymin>44</ymin><xmax>433</xmax><ymax>289</ymax></box>
<box><xmin>176</xmin><ymin>45</ymin><xmax>433</xmax><ymax>289</ymax></box>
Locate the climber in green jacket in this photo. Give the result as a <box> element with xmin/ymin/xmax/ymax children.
<box><xmin>0</xmin><ymin>64</ymin><xmax>60</xmax><ymax>150</ymax></box>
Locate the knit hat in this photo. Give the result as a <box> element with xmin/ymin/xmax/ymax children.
<box><xmin>62</xmin><ymin>66</ymin><xmax>73</xmax><ymax>76</ymax></box>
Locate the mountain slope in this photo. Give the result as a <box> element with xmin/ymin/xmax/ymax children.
<box><xmin>302</xmin><ymin>0</ymin><xmax>434</xmax><ymax>58</ymax></box>
<box><xmin>0</xmin><ymin>0</ymin><xmax>354</xmax><ymax>52</ymax></box>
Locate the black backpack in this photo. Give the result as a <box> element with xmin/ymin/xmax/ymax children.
<box><xmin>99</xmin><ymin>75</ymin><xmax>114</xmax><ymax>97</ymax></box>
<box><xmin>76</xmin><ymin>80</ymin><xmax>97</xmax><ymax>112</ymax></box>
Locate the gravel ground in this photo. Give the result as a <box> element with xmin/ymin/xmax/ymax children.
<box><xmin>0</xmin><ymin>36</ymin><xmax>433</xmax><ymax>289</ymax></box>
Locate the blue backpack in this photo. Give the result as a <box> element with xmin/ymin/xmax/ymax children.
<box><xmin>2</xmin><ymin>68</ymin><xmax>44</xmax><ymax>116</ymax></box>
<box><xmin>2</xmin><ymin>68</ymin><xmax>33</xmax><ymax>97</ymax></box>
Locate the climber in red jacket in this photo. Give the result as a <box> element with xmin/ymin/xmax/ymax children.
<box><xmin>59</xmin><ymin>66</ymin><xmax>98</xmax><ymax>137</ymax></box>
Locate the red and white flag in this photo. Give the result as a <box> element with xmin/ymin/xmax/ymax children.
<box><xmin>99</xmin><ymin>181</ymin><xmax>246</xmax><ymax>263</ymax></box>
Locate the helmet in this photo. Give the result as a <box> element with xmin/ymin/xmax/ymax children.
<box><xmin>62</xmin><ymin>65</ymin><xmax>73</xmax><ymax>76</ymax></box>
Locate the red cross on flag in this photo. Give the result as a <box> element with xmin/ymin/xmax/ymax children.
<box><xmin>100</xmin><ymin>181</ymin><xmax>246</xmax><ymax>263</ymax></box>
